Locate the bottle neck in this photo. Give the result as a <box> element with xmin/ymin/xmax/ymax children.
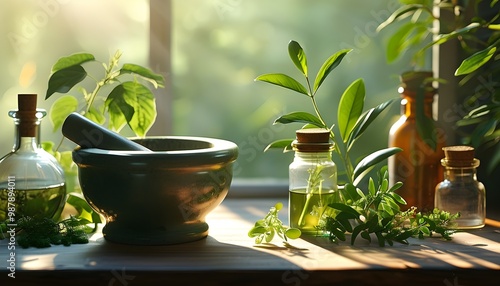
<box><xmin>399</xmin><ymin>89</ymin><xmax>434</xmax><ymax>119</ymax></box>
<box><xmin>9</xmin><ymin>110</ymin><xmax>45</xmax><ymax>151</ymax></box>
<box><xmin>443</xmin><ymin>167</ymin><xmax>478</xmax><ymax>182</ymax></box>
<box><xmin>17</xmin><ymin>137</ymin><xmax>39</xmax><ymax>153</ymax></box>
<box><xmin>294</xmin><ymin>151</ymin><xmax>332</xmax><ymax>161</ymax></box>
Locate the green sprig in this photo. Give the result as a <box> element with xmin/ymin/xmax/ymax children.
<box><xmin>320</xmin><ymin>168</ymin><xmax>459</xmax><ymax>246</ymax></box>
<box><xmin>248</xmin><ymin>202</ymin><xmax>301</xmax><ymax>245</ymax></box>
<box><xmin>1</xmin><ymin>216</ymin><xmax>91</xmax><ymax>248</ymax></box>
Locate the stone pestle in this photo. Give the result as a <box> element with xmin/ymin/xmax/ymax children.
<box><xmin>62</xmin><ymin>112</ymin><xmax>151</xmax><ymax>151</ymax></box>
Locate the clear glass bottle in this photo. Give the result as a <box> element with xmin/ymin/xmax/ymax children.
<box><xmin>289</xmin><ymin>128</ymin><xmax>337</xmax><ymax>235</ymax></box>
<box><xmin>388</xmin><ymin>71</ymin><xmax>444</xmax><ymax>212</ymax></box>
<box><xmin>435</xmin><ymin>146</ymin><xmax>485</xmax><ymax>229</ymax></box>
<box><xmin>0</xmin><ymin>94</ymin><xmax>66</xmax><ymax>223</ymax></box>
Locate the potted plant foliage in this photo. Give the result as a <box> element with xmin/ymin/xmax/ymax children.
<box><xmin>377</xmin><ymin>0</ymin><xmax>500</xmax><ymax>206</ymax></box>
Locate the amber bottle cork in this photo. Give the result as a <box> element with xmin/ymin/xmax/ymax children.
<box><xmin>442</xmin><ymin>146</ymin><xmax>479</xmax><ymax>167</ymax></box>
<box><xmin>292</xmin><ymin>128</ymin><xmax>333</xmax><ymax>152</ymax></box>
<box><xmin>17</xmin><ymin>94</ymin><xmax>38</xmax><ymax>138</ymax></box>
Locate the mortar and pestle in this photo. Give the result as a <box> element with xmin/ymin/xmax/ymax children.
<box><xmin>63</xmin><ymin>113</ymin><xmax>238</xmax><ymax>245</ymax></box>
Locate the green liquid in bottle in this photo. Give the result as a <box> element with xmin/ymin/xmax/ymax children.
<box><xmin>289</xmin><ymin>188</ymin><xmax>336</xmax><ymax>235</ymax></box>
<box><xmin>0</xmin><ymin>182</ymin><xmax>66</xmax><ymax>222</ymax></box>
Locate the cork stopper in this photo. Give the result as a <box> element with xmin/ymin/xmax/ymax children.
<box><xmin>292</xmin><ymin>128</ymin><xmax>333</xmax><ymax>152</ymax></box>
<box><xmin>17</xmin><ymin>94</ymin><xmax>38</xmax><ymax>137</ymax></box>
<box><xmin>442</xmin><ymin>145</ymin><xmax>480</xmax><ymax>168</ymax></box>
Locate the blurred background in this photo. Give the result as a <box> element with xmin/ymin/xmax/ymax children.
<box><xmin>0</xmin><ymin>0</ymin><xmax>420</xmax><ymax>187</ymax></box>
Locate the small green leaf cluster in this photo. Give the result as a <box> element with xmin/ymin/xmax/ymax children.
<box><xmin>248</xmin><ymin>202</ymin><xmax>301</xmax><ymax>245</ymax></box>
<box><xmin>46</xmin><ymin>50</ymin><xmax>165</xmax><ymax>138</ymax></box>
<box><xmin>65</xmin><ymin>193</ymin><xmax>102</xmax><ymax>232</ymax></box>
<box><xmin>320</xmin><ymin>167</ymin><xmax>459</xmax><ymax>246</ymax></box>
<box><xmin>1</xmin><ymin>216</ymin><xmax>90</xmax><ymax>248</ymax></box>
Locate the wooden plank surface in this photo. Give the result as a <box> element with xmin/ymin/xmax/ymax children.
<box><xmin>1</xmin><ymin>198</ymin><xmax>499</xmax><ymax>285</ymax></box>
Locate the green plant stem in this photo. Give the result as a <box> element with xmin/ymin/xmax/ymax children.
<box><xmin>297</xmin><ymin>182</ymin><xmax>316</xmax><ymax>227</ymax></box>
<box><xmin>309</xmin><ymin>92</ymin><xmax>354</xmax><ymax>184</ymax></box>
<box><xmin>85</xmin><ymin>53</ymin><xmax>121</xmax><ymax>114</ymax></box>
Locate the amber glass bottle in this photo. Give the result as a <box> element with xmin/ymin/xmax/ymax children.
<box><xmin>388</xmin><ymin>71</ymin><xmax>444</xmax><ymax>212</ymax></box>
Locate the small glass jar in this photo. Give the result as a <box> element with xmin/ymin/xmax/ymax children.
<box><xmin>435</xmin><ymin>146</ymin><xmax>485</xmax><ymax>229</ymax></box>
<box><xmin>289</xmin><ymin>128</ymin><xmax>337</xmax><ymax>235</ymax></box>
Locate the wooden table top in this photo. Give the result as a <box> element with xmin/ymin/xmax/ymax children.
<box><xmin>1</xmin><ymin>197</ymin><xmax>499</xmax><ymax>285</ymax></box>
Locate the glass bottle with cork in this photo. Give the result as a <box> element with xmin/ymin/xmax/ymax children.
<box><xmin>0</xmin><ymin>94</ymin><xmax>67</xmax><ymax>222</ymax></box>
<box><xmin>388</xmin><ymin>71</ymin><xmax>445</xmax><ymax>212</ymax></box>
<box><xmin>435</xmin><ymin>146</ymin><xmax>485</xmax><ymax>229</ymax></box>
<box><xmin>289</xmin><ymin>128</ymin><xmax>337</xmax><ymax>235</ymax></box>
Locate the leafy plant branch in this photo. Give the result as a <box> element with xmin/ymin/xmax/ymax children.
<box><xmin>257</xmin><ymin>40</ymin><xmax>400</xmax><ymax>186</ymax></box>
<box><xmin>46</xmin><ymin>50</ymin><xmax>165</xmax><ymax>140</ymax></box>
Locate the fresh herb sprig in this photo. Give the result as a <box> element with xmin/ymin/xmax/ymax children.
<box><xmin>248</xmin><ymin>202</ymin><xmax>301</xmax><ymax>245</ymax></box>
<box><xmin>1</xmin><ymin>215</ymin><xmax>91</xmax><ymax>248</ymax></box>
<box><xmin>320</xmin><ymin>167</ymin><xmax>459</xmax><ymax>246</ymax></box>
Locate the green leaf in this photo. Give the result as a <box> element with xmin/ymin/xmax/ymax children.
<box><xmin>388</xmin><ymin>183</ymin><xmax>405</xmax><ymax>198</ymax></box>
<box><xmin>376</xmin><ymin>4</ymin><xmax>427</xmax><ymax>32</ymax></box>
<box><xmin>51</xmin><ymin>53</ymin><xmax>95</xmax><ymax>73</ymax></box>
<box><xmin>313</xmin><ymin>49</ymin><xmax>351</xmax><ymax>93</ymax></box>
<box><xmin>455</xmin><ymin>46</ymin><xmax>497</xmax><ymax>76</ymax></box>
<box><xmin>360</xmin><ymin>231</ymin><xmax>372</xmax><ymax>243</ymax></box>
<box><xmin>352</xmin><ymin>147</ymin><xmax>402</xmax><ymax>186</ymax></box>
<box><xmin>49</xmin><ymin>95</ymin><xmax>78</xmax><ymax>131</ymax></box>
<box><xmin>423</xmin><ymin>23</ymin><xmax>481</xmax><ymax>49</ymax></box>
<box><xmin>264</xmin><ymin>139</ymin><xmax>294</xmax><ymax>152</ymax></box>
<box><xmin>351</xmin><ymin>223</ymin><xmax>365</xmax><ymax>244</ymax></box>
<box><xmin>342</xmin><ymin>183</ymin><xmax>362</xmax><ymax>202</ymax></box>
<box><xmin>66</xmin><ymin>193</ymin><xmax>101</xmax><ymax>224</ymax></box>
<box><xmin>489</xmin><ymin>24</ymin><xmax>500</xmax><ymax>30</ymax></box>
<box><xmin>346</xmin><ymin>99</ymin><xmax>394</xmax><ymax>151</ymax></box>
<box><xmin>256</xmin><ymin>73</ymin><xmax>309</xmax><ymax>96</ymax></box>
<box><xmin>420</xmin><ymin>226</ymin><xmax>431</xmax><ymax>236</ymax></box>
<box><xmin>46</xmin><ymin>65</ymin><xmax>87</xmax><ymax>99</ymax></box>
<box><xmin>119</xmin><ymin>81</ymin><xmax>157</xmax><ymax>137</ymax></box>
<box><xmin>106</xmin><ymin>87</ymin><xmax>132</xmax><ymax>133</ymax></box>
<box><xmin>265</xmin><ymin>228</ymin><xmax>275</xmax><ymax>242</ymax></box>
<box><xmin>288</xmin><ymin>40</ymin><xmax>308</xmax><ymax>77</ymax></box>
<box><xmin>248</xmin><ymin>226</ymin><xmax>266</xmax><ymax>237</ymax></box>
<box><xmin>471</xmin><ymin>119</ymin><xmax>498</xmax><ymax>147</ymax></box>
<box><xmin>106</xmin><ymin>87</ymin><xmax>133</xmax><ymax>124</ymax></box>
<box><xmin>338</xmin><ymin>78</ymin><xmax>365</xmax><ymax>143</ymax></box>
<box><xmin>329</xmin><ymin>202</ymin><xmax>360</xmax><ymax>217</ymax></box>
<box><xmin>385</xmin><ymin>22</ymin><xmax>414</xmax><ymax>63</ymax></box>
<box><xmin>368</xmin><ymin>178</ymin><xmax>376</xmax><ymax>196</ymax></box>
<box><xmin>274</xmin><ymin>111</ymin><xmax>324</xmax><ymax>127</ymax></box>
<box><xmin>120</xmin><ymin>63</ymin><xmax>165</xmax><ymax>88</ymax></box>
<box><xmin>86</xmin><ymin>106</ymin><xmax>106</xmax><ymax>125</ymax></box>
<box><xmin>285</xmin><ymin>228</ymin><xmax>301</xmax><ymax>239</ymax></box>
